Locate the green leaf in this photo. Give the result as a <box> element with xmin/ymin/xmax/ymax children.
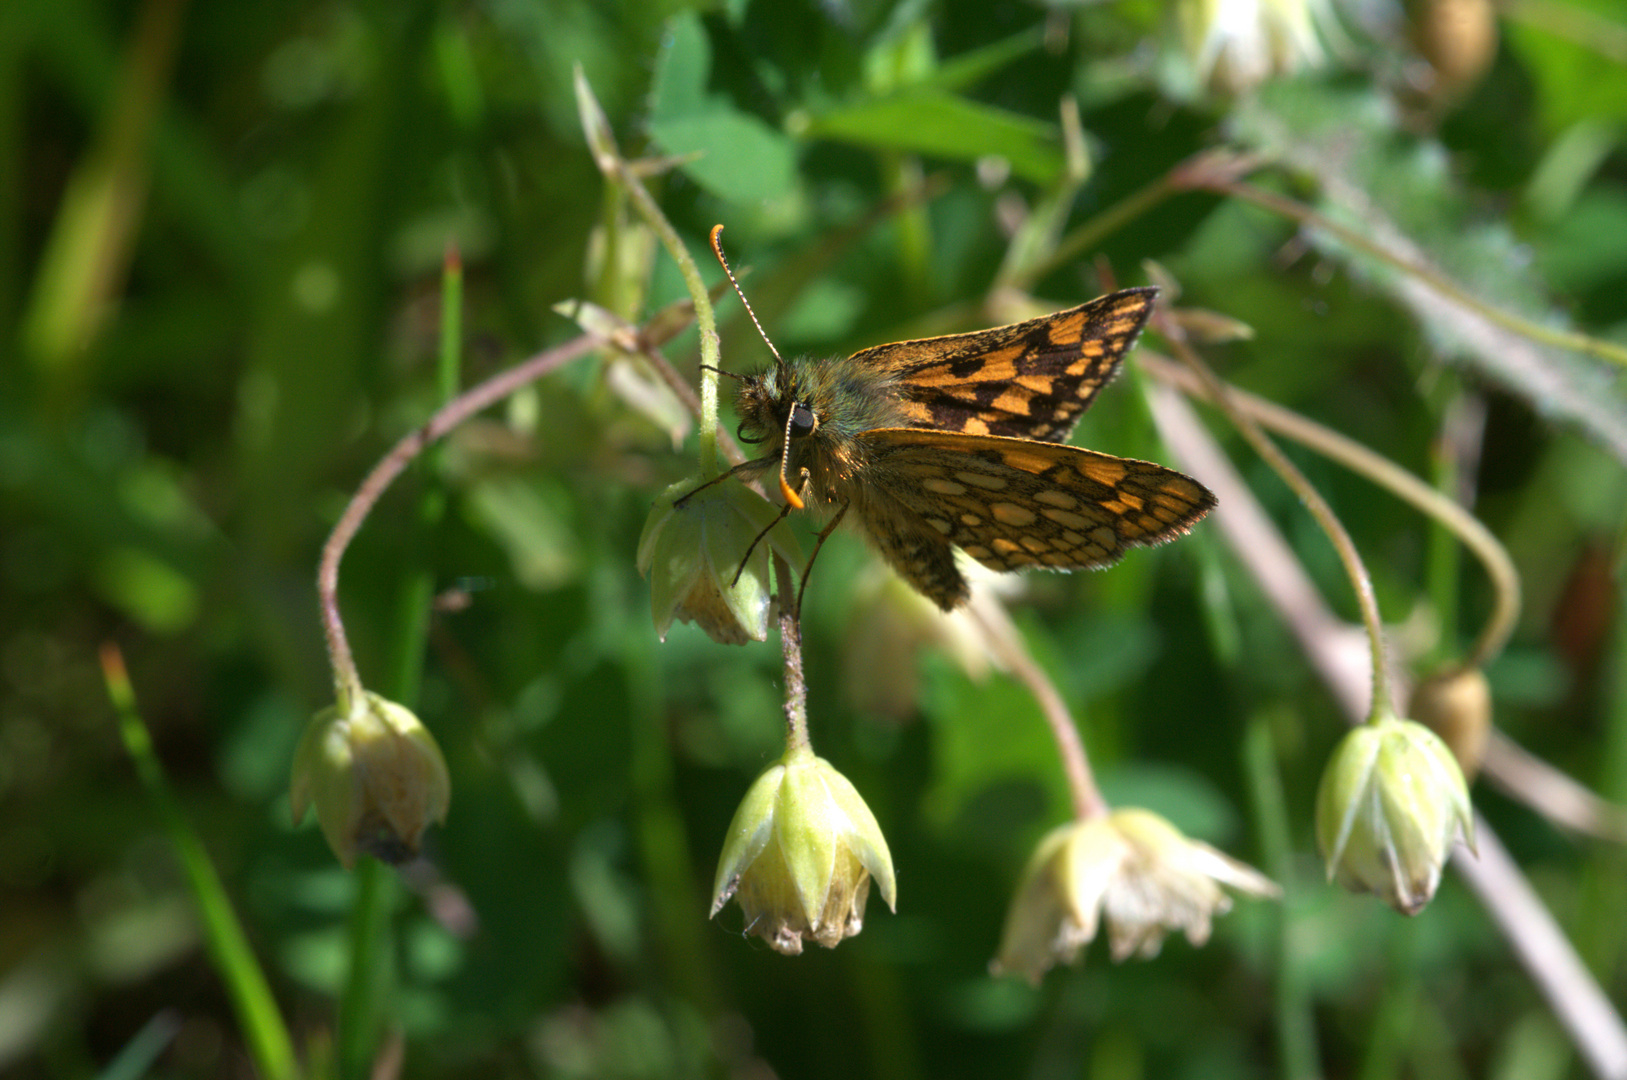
<box><xmin>647</xmin><ymin>110</ymin><xmax>798</xmax><ymax>202</ymax></box>
<box><xmin>795</xmin><ymin>91</ymin><xmax>1063</xmax><ymax>183</ymax></box>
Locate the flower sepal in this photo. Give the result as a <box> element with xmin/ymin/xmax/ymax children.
<box><xmin>711</xmin><ymin>746</ymin><xmax>896</xmax><ymax>955</ymax></box>
<box><xmin>1316</xmin><ymin>711</ymin><xmax>1475</xmax><ymax>915</ymax></box>
<box><xmin>991</xmin><ymin>808</ymin><xmax>1279</xmax><ymax>984</ymax></box>
<box><xmin>291</xmin><ymin>691</ymin><xmax>451</xmax><ymax>869</ymax></box>
<box><xmin>637</xmin><ymin>476</ymin><xmax>801</xmax><ymax>645</ymax></box>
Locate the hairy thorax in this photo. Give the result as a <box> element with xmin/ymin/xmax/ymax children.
<box><xmin>735</xmin><ymin>356</ymin><xmax>909</xmax><ymax>511</ymax></box>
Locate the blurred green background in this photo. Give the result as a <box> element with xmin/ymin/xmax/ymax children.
<box><xmin>6</xmin><ymin>0</ymin><xmax>1627</xmax><ymax>1077</ymax></box>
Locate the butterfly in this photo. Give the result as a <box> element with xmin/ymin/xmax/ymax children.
<box><xmin>711</xmin><ymin>231</ymin><xmax>1215</xmax><ymax>611</ymax></box>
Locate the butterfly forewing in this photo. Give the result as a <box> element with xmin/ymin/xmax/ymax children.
<box><xmin>847</xmin><ymin>288</ymin><xmax>1156</xmax><ymax>443</ymax></box>
<box><xmin>860</xmin><ymin>428</ymin><xmax>1215</xmax><ymax>584</ymax></box>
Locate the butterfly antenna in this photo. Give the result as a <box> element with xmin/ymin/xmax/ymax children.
<box><xmin>712</xmin><ymin>224</ymin><xmax>803</xmax><ymax>510</ymax></box>
<box><xmin>710</xmin><ymin>224</ymin><xmax>783</xmax><ymax>364</ymax></box>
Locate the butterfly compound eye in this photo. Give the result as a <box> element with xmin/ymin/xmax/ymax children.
<box><xmin>787</xmin><ymin>402</ymin><xmax>817</xmax><ymax>438</ymax></box>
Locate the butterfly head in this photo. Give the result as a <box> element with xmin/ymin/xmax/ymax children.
<box><xmin>735</xmin><ymin>362</ymin><xmax>823</xmax><ymax>508</ymax></box>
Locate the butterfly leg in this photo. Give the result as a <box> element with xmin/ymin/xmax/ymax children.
<box><xmin>728</xmin><ymin>501</ymin><xmax>797</xmax><ymax>587</ymax></box>
<box><xmin>792</xmin><ymin>500</ymin><xmax>850</xmax><ymax>616</ymax></box>
<box><xmin>674</xmin><ymin>455</ymin><xmax>778</xmax><ymax>508</ymax></box>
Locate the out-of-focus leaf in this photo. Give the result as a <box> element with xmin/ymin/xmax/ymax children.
<box><xmin>1234</xmin><ymin>81</ymin><xmax>1627</xmax><ymax>465</ymax></box>
<box><xmin>1506</xmin><ymin>6</ymin><xmax>1627</xmax><ymax>136</ymax></box>
<box><xmin>794</xmin><ymin>92</ymin><xmax>1064</xmax><ymax>184</ymax></box>
<box><xmin>920</xmin><ymin>664</ymin><xmax>1067</xmax><ymax>833</ymax></box>
<box><xmin>646</xmin><ymin>13</ymin><xmax>798</xmax><ymax>202</ymax></box>
<box><xmin>646</xmin><ymin>111</ymin><xmax>797</xmax><ymax>203</ymax></box>
<box><xmin>463</xmin><ymin>477</ymin><xmax>580</xmax><ymax>591</ymax></box>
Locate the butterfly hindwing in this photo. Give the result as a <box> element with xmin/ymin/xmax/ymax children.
<box><xmin>846</xmin><ymin>288</ymin><xmax>1156</xmax><ymax>443</ymax></box>
<box><xmin>859</xmin><ymin>428</ymin><xmax>1215</xmax><ymax>583</ymax></box>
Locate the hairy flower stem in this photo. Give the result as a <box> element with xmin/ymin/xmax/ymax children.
<box><xmin>970</xmin><ymin>602</ymin><xmax>1107</xmax><ymax>820</ymax></box>
<box><xmin>574</xmin><ymin>67</ymin><xmax>724</xmax><ymax>475</ymax></box>
<box><xmin>1139</xmin><ymin>352</ymin><xmax>1521</xmax><ymax>671</ymax></box>
<box><xmin>1154</xmin><ymin>311</ymin><xmax>1396</xmax><ymax>720</ymax></box>
<box><xmin>318</xmin><ymin>332</ymin><xmax>602</xmax><ymax>710</ymax></box>
<box><xmin>774</xmin><ymin>554</ymin><xmax>811</xmax><ymax>754</ymax></box>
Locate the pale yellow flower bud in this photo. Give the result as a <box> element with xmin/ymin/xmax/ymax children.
<box><xmin>291</xmin><ymin>692</ymin><xmax>450</xmax><ymax>869</ymax></box>
<box><xmin>991</xmin><ymin>809</ymin><xmax>1279</xmax><ymax>984</ymax></box>
<box><xmin>1408</xmin><ymin>666</ymin><xmax>1491</xmax><ymax>781</ymax></box>
<box><xmin>712</xmin><ymin>746</ymin><xmax>896</xmax><ymax>955</ymax></box>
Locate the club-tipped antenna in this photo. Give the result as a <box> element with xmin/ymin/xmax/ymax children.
<box><xmin>710</xmin><ymin>225</ymin><xmax>783</xmax><ymax>364</ymax></box>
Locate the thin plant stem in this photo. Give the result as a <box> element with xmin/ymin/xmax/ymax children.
<box><xmin>1183</xmin><ymin>175</ymin><xmax>1627</xmax><ymax>371</ymax></box>
<box><xmin>1243</xmin><ymin>717</ymin><xmax>1321</xmax><ymax>1080</ymax></box>
<box><xmin>574</xmin><ymin>67</ymin><xmax>723</xmax><ymax>476</ymax></box>
<box><xmin>317</xmin><ymin>331</ymin><xmax>601</xmax><ymax>711</ymax></box>
<box><xmin>969</xmin><ymin>600</ymin><xmax>1107</xmax><ymax>820</ymax></box>
<box><xmin>1152</xmin><ymin>311</ymin><xmax>1397</xmax><ymax>720</ymax></box>
<box><xmin>335</xmin><ymin>244</ymin><xmax>464</xmax><ymax>1080</ymax></box>
<box><xmin>1139</xmin><ymin>352</ymin><xmax>1521</xmax><ymax>671</ymax></box>
<box><xmin>775</xmin><ymin>553</ymin><xmax>811</xmax><ymax>753</ymax></box>
<box><xmin>102</xmin><ymin>645</ymin><xmax>300</xmax><ymax>1080</ymax></box>
<box><xmin>635</xmin><ymin>337</ymin><xmax>749</xmax><ymax>469</ymax></box>
<box><xmin>1016</xmin><ymin>172</ymin><xmax>1181</xmax><ymax>293</ymax></box>
<box><xmin>337</xmin><ymin>859</ymin><xmax>389</xmax><ymax>1080</ymax></box>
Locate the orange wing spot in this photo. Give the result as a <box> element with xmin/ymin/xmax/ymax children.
<box><xmin>1089</xmin><ymin>526</ymin><xmax>1118</xmax><ymax>549</ymax></box>
<box><xmin>1079</xmin><ymin>458</ymin><xmax>1128</xmax><ymax>487</ymax></box>
<box><xmin>990</xmin><ymin>388</ymin><xmax>1032</xmax><ymax>414</ymax></box>
<box><xmin>1035</xmin><ymin>490</ymin><xmax>1079</xmax><ymax>510</ymax></box>
<box><xmin>961</xmin><ymin>544</ymin><xmax>992</xmax><ymax>560</ymax></box>
<box><xmin>991</xmin><ymin>502</ymin><xmax>1037</xmax><ymax>527</ymax></box>
<box><xmin>1045</xmin><ymin>312</ymin><xmax>1086</xmax><ymax>348</ymax></box>
<box><xmin>992</xmin><ymin>538</ymin><xmax>1023</xmax><ymax>555</ymax></box>
<box><xmin>996</xmin><ymin>446</ymin><xmax>1062</xmax><ymax>474</ymax></box>
<box><xmin>1020</xmin><ymin>536</ymin><xmax>1050</xmax><ymax>554</ymax></box>
<box><xmin>1043</xmin><ymin>507</ymin><xmax>1091</xmax><ymax>530</ymax></box>
<box><xmin>1100</xmin><ymin>492</ymin><xmax>1144</xmax><ymax>515</ymax></box>
<box><xmin>954</xmin><ymin>470</ymin><xmax>1009</xmax><ymax>491</ymax></box>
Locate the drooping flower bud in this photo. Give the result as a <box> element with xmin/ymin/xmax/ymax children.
<box><xmin>1316</xmin><ymin>712</ymin><xmax>1474</xmax><ymax>915</ymax></box>
<box><xmin>637</xmin><ymin>477</ymin><xmax>801</xmax><ymax>645</ymax></box>
<box><xmin>711</xmin><ymin>746</ymin><xmax>896</xmax><ymax>954</ymax></box>
<box><xmin>291</xmin><ymin>691</ymin><xmax>451</xmax><ymax>869</ymax></box>
<box><xmin>991</xmin><ymin>809</ymin><xmax>1279</xmax><ymax>984</ymax></box>
<box><xmin>1408</xmin><ymin>666</ymin><xmax>1491</xmax><ymax>781</ymax></box>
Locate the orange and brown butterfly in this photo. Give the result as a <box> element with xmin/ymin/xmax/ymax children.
<box><xmin>713</xmin><ymin>229</ymin><xmax>1216</xmax><ymax>612</ymax></box>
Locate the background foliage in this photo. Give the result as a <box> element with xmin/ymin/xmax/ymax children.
<box><xmin>6</xmin><ymin>0</ymin><xmax>1627</xmax><ymax>1077</ymax></box>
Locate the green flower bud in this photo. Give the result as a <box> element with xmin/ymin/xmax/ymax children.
<box><xmin>1316</xmin><ymin>713</ymin><xmax>1475</xmax><ymax>915</ymax></box>
<box><xmin>991</xmin><ymin>809</ymin><xmax>1280</xmax><ymax>984</ymax></box>
<box><xmin>711</xmin><ymin>746</ymin><xmax>896</xmax><ymax>954</ymax></box>
<box><xmin>637</xmin><ymin>477</ymin><xmax>802</xmax><ymax>646</ymax></box>
<box><xmin>291</xmin><ymin>691</ymin><xmax>450</xmax><ymax>869</ymax></box>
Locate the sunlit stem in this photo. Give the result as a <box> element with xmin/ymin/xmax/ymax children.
<box><xmin>969</xmin><ymin>601</ymin><xmax>1107</xmax><ymax>820</ymax></box>
<box><xmin>317</xmin><ymin>333</ymin><xmax>601</xmax><ymax>714</ymax></box>
<box><xmin>574</xmin><ymin>67</ymin><xmax>722</xmax><ymax>476</ymax></box>
<box><xmin>1140</xmin><ymin>353</ymin><xmax>1521</xmax><ymax>671</ymax></box>
<box><xmin>774</xmin><ymin>553</ymin><xmax>812</xmax><ymax>754</ymax></box>
<box><xmin>1154</xmin><ymin>313</ymin><xmax>1396</xmax><ymax>721</ymax></box>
